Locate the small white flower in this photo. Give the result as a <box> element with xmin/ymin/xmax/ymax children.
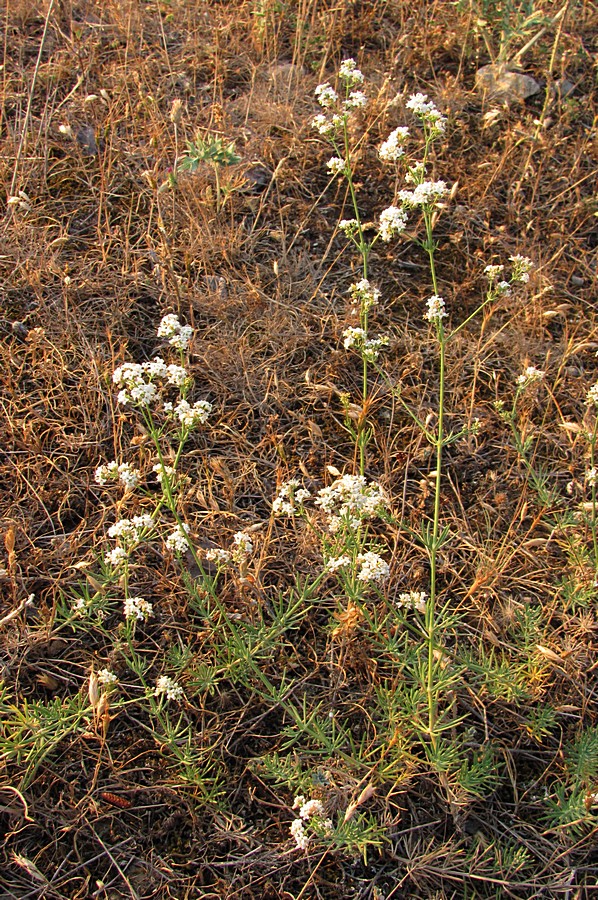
<box><xmin>338</xmin><ymin>58</ymin><xmax>364</xmax><ymax>85</ymax></box>
<box><xmin>112</xmin><ymin>362</ymin><xmax>145</xmax><ymax>386</ymax></box>
<box><xmin>586</xmin><ymin>468</ymin><xmax>598</xmax><ymax>487</ymax></box>
<box><xmin>379</xmin><ymin>126</ymin><xmax>410</xmax><ymax>162</ymax></box>
<box><xmin>123</xmin><ymin>596</ymin><xmax>153</xmax><ymax>620</ymax></box>
<box><xmin>315</xmin><ymin>83</ymin><xmax>338</xmax><ymax>108</ymax></box>
<box><xmin>406</xmin><ymin>93</ymin><xmax>446</xmax><ymax>131</ymax></box>
<box><xmin>272</xmin><ymin>480</ymin><xmax>310</xmax><ymax>516</ymax></box>
<box><xmin>300</xmin><ymin>798</ymin><xmax>325</xmax><ymax>819</ymax></box>
<box><xmin>363</xmin><ymin>336</ymin><xmax>389</xmax><ymax>362</ymax></box>
<box><xmin>338</xmin><ymin>218</ymin><xmax>359</xmax><ymax>237</ymax></box>
<box><xmin>517</xmin><ymin>366</ymin><xmax>545</xmax><ymax>387</ymax></box>
<box><xmin>586</xmin><ymin>383</ymin><xmax>598</xmax><ymax>406</ymax></box>
<box><xmin>325</xmin><ymin>555</ymin><xmax>352</xmax><ymax>572</ymax></box>
<box><xmin>133</xmin><ymin>514</ymin><xmax>154</xmax><ymax>531</ymax></box>
<box><xmin>233</xmin><ymin>531</ymin><xmax>254</xmax><ymax>556</ymax></box>
<box><xmin>153</xmin><ymin>462</ymin><xmax>176</xmax><ymax>484</ymax></box>
<box><xmin>356</xmin><ymin>551</ymin><xmax>390</xmax><ymax>583</ymax></box>
<box><xmin>157</xmin><ymin>314</ymin><xmax>181</xmax><ymax>338</ymax></box>
<box><xmin>157</xmin><ymin>314</ymin><xmax>193</xmax><ymax>349</ymax></box>
<box><xmin>412</xmin><ymin>180</ymin><xmax>448</xmax><ymax>205</ymax></box>
<box><xmin>344</xmin><ymin>90</ymin><xmax>367</xmax><ymax>110</ymax></box>
<box><xmin>95</xmin><ymin>460</ymin><xmax>119</xmax><ymax>485</ymax></box>
<box><xmin>496</xmin><ymin>281</ymin><xmax>512</xmax><ymax>295</ymax></box>
<box><xmin>154</xmin><ymin>675</ymin><xmax>184</xmax><ymax>701</ymax></box>
<box><xmin>174</xmin><ymin>399</ymin><xmax>212</xmax><ymax>427</ymax></box>
<box><xmin>143</xmin><ymin>356</ymin><xmax>168</xmax><ymax>378</ymax></box>
<box><xmin>105</xmin><ymin>547</ymin><xmax>128</xmax><ymax>568</ymax></box>
<box><xmin>343</xmin><ymin>326</ymin><xmax>366</xmax><ymax>350</ymax></box>
<box><xmin>98</xmin><ymin>668</ymin><xmax>118</xmax><ymax>685</ymax></box>
<box><xmin>424</xmin><ymin>295</ymin><xmax>447</xmax><ymax>322</ymax></box>
<box><xmin>327</xmin><ymin>156</ymin><xmax>346</xmax><ymax>176</ymax></box>
<box><xmin>205</xmin><ymin>547</ymin><xmax>232</xmax><ymax>565</ymax></box>
<box><xmin>316</xmin><ymin>475</ymin><xmax>388</xmax><ymax>529</ymax></box>
<box><xmin>293</xmin><ymin>795</ymin><xmax>306</xmax><ymax>810</ymax></box>
<box><xmin>166</xmin><ymin>524</ymin><xmax>190</xmax><ymax>553</ymax></box>
<box><xmin>484</xmin><ymin>264</ymin><xmax>504</xmax><ymax>281</ymax></box>
<box><xmin>108</xmin><ymin>519</ymin><xmax>136</xmax><ymax>540</ymax></box>
<box><xmin>165</xmin><ymin>364</ymin><xmax>189</xmax><ymax>387</ymax></box>
<box><xmin>290</xmin><ymin>818</ymin><xmax>309</xmax><ymax>850</ymax></box>
<box><xmin>397</xmin><ymin>590</ymin><xmax>427</xmax><ymax>614</ymax></box>
<box><xmin>117</xmin><ymin>463</ymin><xmax>141</xmax><ymax>490</ymax></box>
<box><xmin>349</xmin><ymin>279</ymin><xmax>380</xmax><ymax>312</ymax></box>
<box><xmin>509</xmin><ymin>255</ymin><xmax>534</xmax><ymax>283</ymax></box>
<box><xmin>312</xmin><ymin>113</ymin><xmax>336</xmax><ymax>136</ymax></box>
<box><xmin>379</xmin><ymin>205</ymin><xmax>408</xmax><ymax>241</ymax></box>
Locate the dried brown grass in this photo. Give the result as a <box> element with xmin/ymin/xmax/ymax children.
<box><xmin>1</xmin><ymin>0</ymin><xmax>597</xmax><ymax>897</ymax></box>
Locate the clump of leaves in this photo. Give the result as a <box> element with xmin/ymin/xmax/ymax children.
<box><xmin>178</xmin><ymin>133</ymin><xmax>241</xmax><ymax>211</ymax></box>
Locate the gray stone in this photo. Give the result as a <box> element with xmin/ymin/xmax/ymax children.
<box><xmin>476</xmin><ymin>64</ymin><xmax>541</xmax><ymax>103</ymax></box>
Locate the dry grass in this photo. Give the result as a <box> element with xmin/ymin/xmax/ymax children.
<box><xmin>1</xmin><ymin>0</ymin><xmax>597</xmax><ymax>897</ymax></box>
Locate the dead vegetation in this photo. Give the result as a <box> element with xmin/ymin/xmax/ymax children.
<box><xmin>1</xmin><ymin>0</ymin><xmax>597</xmax><ymax>897</ymax></box>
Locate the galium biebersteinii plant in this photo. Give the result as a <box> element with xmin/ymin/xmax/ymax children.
<box><xmin>306</xmin><ymin>63</ymin><xmax>543</xmax><ymax>799</ymax></box>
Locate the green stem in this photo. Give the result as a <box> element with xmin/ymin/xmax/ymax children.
<box><xmin>590</xmin><ymin>417</ymin><xmax>598</xmax><ymax>569</ymax></box>
<box><xmin>342</xmin><ymin>118</ymin><xmax>370</xmax><ymax>477</ymax></box>
<box><xmin>423</xmin><ymin>201</ymin><xmax>443</xmax><ymax>750</ymax></box>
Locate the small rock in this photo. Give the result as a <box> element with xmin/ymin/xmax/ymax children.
<box><xmin>76</xmin><ymin>124</ymin><xmax>98</xmax><ymax>156</ymax></box>
<box><xmin>476</xmin><ymin>64</ymin><xmax>540</xmax><ymax>103</ymax></box>
<box><xmin>12</xmin><ymin>321</ymin><xmax>28</xmax><ymax>339</ymax></box>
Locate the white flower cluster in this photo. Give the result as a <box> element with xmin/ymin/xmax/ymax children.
<box><xmin>157</xmin><ymin>314</ymin><xmax>193</xmax><ymax>350</ymax></box>
<box><xmin>325</xmin><ymin>555</ymin><xmax>352</xmax><ymax>573</ymax></box>
<box><xmin>153</xmin><ymin>462</ymin><xmax>176</xmax><ymax>484</ymax></box>
<box><xmin>356</xmin><ymin>551</ymin><xmax>390</xmax><ymax>583</ymax></box>
<box><xmin>349</xmin><ymin>279</ymin><xmax>380</xmax><ymax>313</ymax></box>
<box><xmin>509</xmin><ymin>255</ymin><xmax>534</xmax><ymax>284</ymax></box>
<box><xmin>315</xmin><ymin>474</ymin><xmax>388</xmax><ymax>532</ymax></box>
<box><xmin>484</xmin><ymin>257</ymin><xmax>533</xmax><ymax>293</ymax></box>
<box><xmin>586</xmin><ymin>382</ymin><xmax>598</xmax><ymax>406</ymax></box>
<box><xmin>272</xmin><ymin>479</ymin><xmax>311</xmax><ymax>516</ymax></box>
<box><xmin>342</xmin><ymin>327</ymin><xmax>389</xmax><ymax>362</ymax></box>
<box><xmin>339</xmin><ymin>218</ymin><xmax>359</xmax><ymax>237</ymax></box>
<box><xmin>379</xmin><ymin>205</ymin><xmax>408</xmax><ymax>242</ymax></box>
<box><xmin>98</xmin><ymin>668</ymin><xmax>118</xmax><ymax>685</ymax></box>
<box><xmin>398</xmin><ymin>181</ymin><xmax>448</xmax><ymax>207</ymax></box>
<box><xmin>105</xmin><ymin>546</ymin><xmax>128</xmax><ymax>568</ymax></box>
<box><xmin>517</xmin><ymin>366</ymin><xmax>545</xmax><ymax>388</ymax></box>
<box><xmin>314</xmin><ymin>83</ymin><xmax>338</xmax><ymax>108</ymax></box>
<box><xmin>405</xmin><ymin>92</ymin><xmax>447</xmax><ymax>133</ymax></box>
<box><xmin>154</xmin><ymin>674</ymin><xmax>184</xmax><ymax>701</ymax></box>
<box><xmin>290</xmin><ymin>795</ymin><xmax>333</xmax><ymax>850</ymax></box>
<box><xmin>165</xmin><ymin>398</ymin><xmax>212</xmax><ymax>428</ymax></box>
<box><xmin>379</xmin><ymin>126</ymin><xmax>410</xmax><ymax>162</ymax></box>
<box><xmin>108</xmin><ymin>514</ymin><xmax>154</xmax><ymax>542</ymax></box>
<box><xmin>95</xmin><ymin>461</ymin><xmax>141</xmax><ymax>490</ymax></box>
<box><xmin>484</xmin><ymin>264</ymin><xmax>504</xmax><ymax>281</ymax></box>
<box><xmin>344</xmin><ymin>90</ymin><xmax>367</xmax><ymax>110</ymax></box>
<box><xmin>206</xmin><ymin>530</ymin><xmax>255</xmax><ymax>567</ymax></box>
<box><xmin>123</xmin><ymin>596</ymin><xmax>153</xmax><ymax>620</ymax></box>
<box><xmin>113</xmin><ymin>362</ymin><xmax>159</xmax><ymax>407</ymax></box>
<box><xmin>338</xmin><ymin>58</ymin><xmax>364</xmax><ymax>85</ymax></box>
<box><xmin>586</xmin><ymin>468</ymin><xmax>598</xmax><ymax>487</ymax></box>
<box><xmin>424</xmin><ymin>295</ymin><xmax>447</xmax><ymax>322</ymax></box>
<box><xmin>397</xmin><ymin>590</ymin><xmax>427</xmax><ymax>614</ymax></box>
<box><xmin>312</xmin><ymin>60</ymin><xmax>368</xmax><ymax>138</ymax></box>
<box><xmin>327</xmin><ymin>156</ymin><xmax>346</xmax><ymax>176</ymax></box>
<box><xmin>165</xmin><ymin>524</ymin><xmax>190</xmax><ymax>553</ymax></box>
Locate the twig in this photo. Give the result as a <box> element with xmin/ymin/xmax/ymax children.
<box><xmin>8</xmin><ymin>0</ymin><xmax>56</xmax><ymax>201</ymax></box>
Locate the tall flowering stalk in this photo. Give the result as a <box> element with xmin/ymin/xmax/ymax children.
<box><xmin>380</xmin><ymin>93</ymin><xmax>449</xmax><ymax>752</ymax></box>
<box><xmin>315</xmin><ymin>68</ymin><xmax>453</xmax><ymax>751</ymax></box>
<box><xmin>313</xmin><ymin>60</ymin><xmax>404</xmax><ymax>475</ymax></box>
